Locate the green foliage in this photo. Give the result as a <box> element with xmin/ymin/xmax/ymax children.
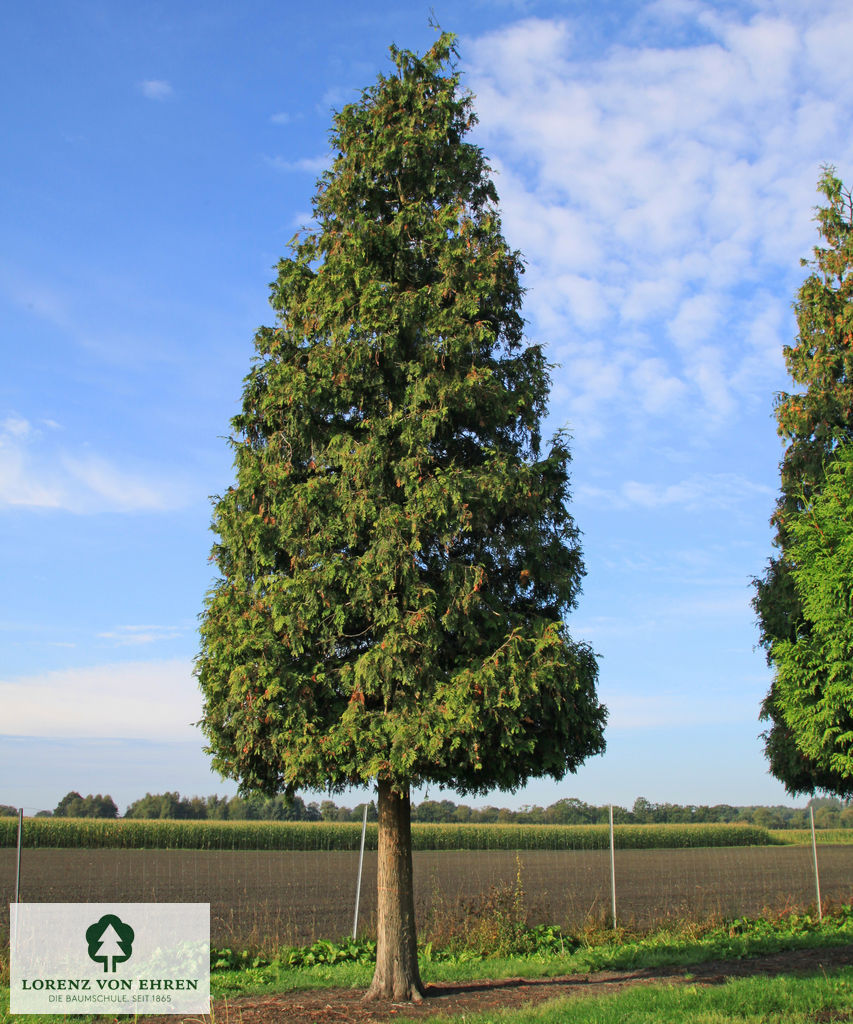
<box><xmin>210</xmin><ymin>935</ymin><xmax>425</xmax><ymax>976</ymax></box>
<box><xmin>770</xmin><ymin>443</ymin><xmax>853</xmax><ymax>783</ymax></box>
<box><xmin>0</xmin><ymin>817</ymin><xmax>778</xmax><ymax>850</ymax></box>
<box><xmin>195</xmin><ymin>908</ymin><xmax>853</xmax><ymax>1018</ymax></box>
<box><xmin>754</xmin><ymin>168</ymin><xmax>853</xmax><ymax>797</ymax></box>
<box><xmin>204</xmin><ymin>904</ymin><xmax>853</xmax><ymax>988</ymax></box>
<box><xmin>211</xmin><ymin>947</ymin><xmax>279</xmax><ymax>970</ymax></box>
<box><xmin>283</xmin><ymin>937</ymin><xmax>378</xmax><ymax>968</ymax></box>
<box><xmin>123</xmin><ymin>790</ymin><xmax>321</xmax><ymax>820</ymax></box>
<box><xmin>52</xmin><ymin>791</ymin><xmax>118</xmax><ymax>818</ymax></box>
<box><xmin>774</xmin><ymin>171</ymin><xmax>853</xmax><ymax>488</ymax></box>
<box><xmin>452</xmin><ymin>855</ymin><xmax>547</xmax><ymax>957</ymax></box>
<box><xmin>125</xmin><ymin>791</ymin><xmax>214</xmax><ymax>819</ymax></box>
<box><xmin>195</xmin><ymin>31</ymin><xmax>605</xmax><ymax>800</ymax></box>
<box><xmin>7</xmin><ymin>787</ymin><xmax>843</xmax><ymax>828</ymax></box>
<box><xmin>26</xmin><ymin>785</ymin><xmax>840</xmax><ymax>828</ymax></box>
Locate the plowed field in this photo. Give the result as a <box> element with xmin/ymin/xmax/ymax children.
<box><xmin>3</xmin><ymin>845</ymin><xmax>851</xmax><ymax>947</ymax></box>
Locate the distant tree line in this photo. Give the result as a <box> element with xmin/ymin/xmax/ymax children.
<box><xmin>3</xmin><ymin>792</ymin><xmax>851</xmax><ymax>829</ymax></box>
<box><xmin>408</xmin><ymin>795</ymin><xmax>853</xmax><ymax>829</ymax></box>
<box><xmin>53</xmin><ymin>793</ymin><xmax>120</xmax><ymax>818</ymax></box>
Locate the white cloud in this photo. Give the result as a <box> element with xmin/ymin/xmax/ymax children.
<box><xmin>97</xmin><ymin>625</ymin><xmax>185</xmax><ymax>647</ymax></box>
<box><xmin>139</xmin><ymin>80</ymin><xmax>173</xmax><ymax>100</ymax></box>
<box><xmin>61</xmin><ymin>453</ymin><xmax>176</xmax><ymax>512</ymax></box>
<box><xmin>578</xmin><ymin>471</ymin><xmax>774</xmax><ymax>511</ymax></box>
<box><xmin>0</xmin><ymin>659</ymin><xmax>200</xmax><ymax>740</ymax></box>
<box><xmin>267</xmin><ymin>154</ymin><xmax>332</xmax><ymax>174</ymax></box>
<box><xmin>270</xmin><ymin>111</ymin><xmax>292</xmax><ymax>125</ymax></box>
<box><xmin>731</xmin><ymin>296</ymin><xmax>788</xmax><ymax>394</ymax></box>
<box><xmin>621</xmin><ymin>473</ymin><xmax>771</xmax><ymax>510</ymax></box>
<box><xmin>621</xmin><ymin>278</ymin><xmax>681</xmax><ymax>322</ymax></box>
<box><xmin>803</xmin><ymin>6</ymin><xmax>853</xmax><ymax>94</ymax></box>
<box><xmin>464</xmin><ymin>6</ymin><xmax>853</xmax><ymax>442</ymax></box>
<box><xmin>631</xmin><ymin>358</ymin><xmax>688</xmax><ymax>414</ymax></box>
<box><xmin>3</xmin><ymin>415</ymin><xmax>31</xmax><ymax>438</ymax></box>
<box><xmin>0</xmin><ymin>417</ymin><xmax>186</xmax><ymax>513</ymax></box>
<box><xmin>668</xmin><ymin>294</ymin><xmax>719</xmax><ymax>349</ymax></box>
<box><xmin>0</xmin><ymin>419</ymin><xmax>65</xmax><ymax>508</ymax></box>
<box><xmin>318</xmin><ymin>86</ymin><xmax>355</xmax><ymax>113</ymax></box>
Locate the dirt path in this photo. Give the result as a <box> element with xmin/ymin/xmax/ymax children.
<box><xmin>195</xmin><ymin>944</ymin><xmax>853</xmax><ymax>1024</ymax></box>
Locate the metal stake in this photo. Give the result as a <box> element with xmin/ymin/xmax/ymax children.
<box><xmin>609</xmin><ymin>804</ymin><xmax>617</xmax><ymax>929</ymax></box>
<box><xmin>810</xmin><ymin>806</ymin><xmax>822</xmax><ymax>921</ymax></box>
<box><xmin>15</xmin><ymin>808</ymin><xmax>23</xmax><ymax>903</ymax></box>
<box><xmin>352</xmin><ymin>801</ymin><xmax>369</xmax><ymax>939</ymax></box>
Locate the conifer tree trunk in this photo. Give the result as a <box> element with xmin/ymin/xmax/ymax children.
<box><xmin>363</xmin><ymin>780</ymin><xmax>425</xmax><ymax>1003</ymax></box>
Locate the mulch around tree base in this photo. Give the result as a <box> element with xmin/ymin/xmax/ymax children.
<box><xmin>177</xmin><ymin>944</ymin><xmax>853</xmax><ymax>1024</ymax></box>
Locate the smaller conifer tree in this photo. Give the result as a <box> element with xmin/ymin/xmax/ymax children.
<box><xmin>754</xmin><ymin>168</ymin><xmax>853</xmax><ymax>795</ymax></box>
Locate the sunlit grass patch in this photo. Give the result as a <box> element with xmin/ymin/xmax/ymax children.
<box><xmin>398</xmin><ymin>966</ymin><xmax>853</xmax><ymax>1024</ymax></box>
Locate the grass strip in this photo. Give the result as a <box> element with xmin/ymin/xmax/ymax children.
<box><xmin>6</xmin><ymin>966</ymin><xmax>850</xmax><ymax>1024</ymax></box>
<box><xmin>203</xmin><ymin>905</ymin><xmax>853</xmax><ymax>998</ymax></box>
<box><xmin>395</xmin><ymin>966</ymin><xmax>853</xmax><ymax>1023</ymax></box>
<box><xmin>2</xmin><ymin>908</ymin><xmax>850</xmax><ymax>1021</ymax></box>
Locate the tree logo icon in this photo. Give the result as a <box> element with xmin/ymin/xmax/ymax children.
<box><xmin>85</xmin><ymin>914</ymin><xmax>135</xmax><ymax>972</ymax></box>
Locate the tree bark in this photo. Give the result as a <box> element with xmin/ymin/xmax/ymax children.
<box><xmin>363</xmin><ymin>780</ymin><xmax>425</xmax><ymax>1003</ymax></box>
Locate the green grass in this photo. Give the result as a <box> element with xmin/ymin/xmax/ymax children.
<box><xmin>6</xmin><ymin>964</ymin><xmax>851</xmax><ymax>1024</ymax></box>
<box><xmin>203</xmin><ymin>905</ymin><xmax>853</xmax><ymax>999</ymax></box>
<box><xmin>2</xmin><ymin>908</ymin><xmax>851</xmax><ymax>1022</ymax></box>
<box><xmin>395</xmin><ymin>967</ymin><xmax>853</xmax><ymax>1023</ymax></box>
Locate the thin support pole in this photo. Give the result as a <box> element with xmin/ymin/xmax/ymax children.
<box><xmin>352</xmin><ymin>801</ymin><xmax>369</xmax><ymax>940</ymax></box>
<box><xmin>15</xmin><ymin>808</ymin><xmax>23</xmax><ymax>903</ymax></box>
<box><xmin>609</xmin><ymin>805</ymin><xmax>617</xmax><ymax>929</ymax></box>
<box><xmin>810</xmin><ymin>806</ymin><xmax>823</xmax><ymax>921</ymax></box>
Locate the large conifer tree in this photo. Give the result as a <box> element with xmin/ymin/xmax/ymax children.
<box><xmin>753</xmin><ymin>168</ymin><xmax>853</xmax><ymax>796</ymax></box>
<box><xmin>196</xmin><ymin>33</ymin><xmax>606</xmax><ymax>1001</ymax></box>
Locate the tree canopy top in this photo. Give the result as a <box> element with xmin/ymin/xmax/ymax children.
<box><xmin>196</xmin><ymin>30</ymin><xmax>605</xmax><ymax>801</ymax></box>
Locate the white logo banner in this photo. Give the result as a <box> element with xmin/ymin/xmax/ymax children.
<box><xmin>10</xmin><ymin>903</ymin><xmax>210</xmax><ymax>1014</ymax></box>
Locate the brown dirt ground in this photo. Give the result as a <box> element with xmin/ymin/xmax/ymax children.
<box><xmin>5</xmin><ymin>845</ymin><xmax>853</xmax><ymax>948</ymax></box>
<box><xmin>142</xmin><ymin>944</ymin><xmax>853</xmax><ymax>1024</ymax></box>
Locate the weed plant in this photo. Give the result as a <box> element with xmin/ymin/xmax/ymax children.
<box><xmin>202</xmin><ymin>900</ymin><xmax>853</xmax><ymax>1000</ymax></box>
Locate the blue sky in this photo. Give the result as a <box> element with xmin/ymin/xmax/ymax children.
<box><xmin>3</xmin><ymin>0</ymin><xmax>853</xmax><ymax>815</ymax></box>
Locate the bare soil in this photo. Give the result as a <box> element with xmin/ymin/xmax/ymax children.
<box><xmin>165</xmin><ymin>944</ymin><xmax>853</xmax><ymax>1024</ymax></box>
<box><xmin>4</xmin><ymin>845</ymin><xmax>853</xmax><ymax>947</ymax></box>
